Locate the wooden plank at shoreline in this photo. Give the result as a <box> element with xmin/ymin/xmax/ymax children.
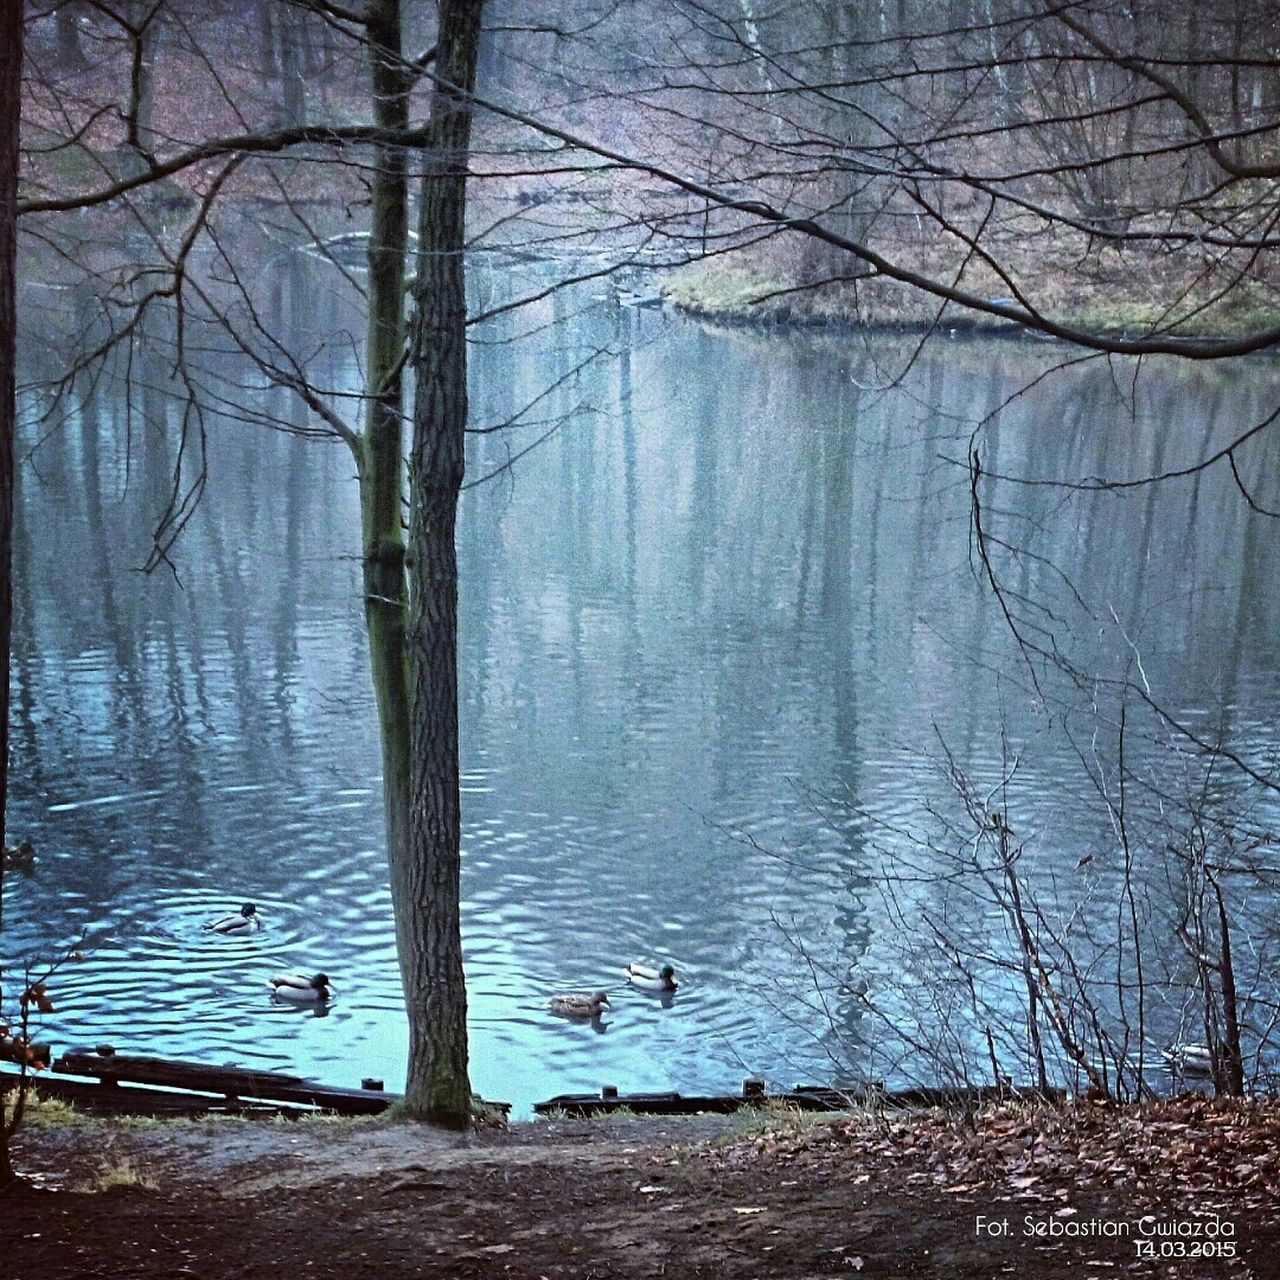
<box><xmin>44</xmin><ymin>1048</ymin><xmax>512</xmax><ymax>1118</ymax></box>
<box><xmin>534</xmin><ymin>1090</ymin><xmax>825</xmax><ymax>1117</ymax></box>
<box><xmin>534</xmin><ymin>1082</ymin><xmax>1064</xmax><ymax>1117</ymax></box>
<box><xmin>54</xmin><ymin>1047</ymin><xmax>398</xmax><ymax>1115</ymax></box>
<box><xmin>2</xmin><ymin>1067</ymin><xmax>293</xmax><ymax>1117</ymax></box>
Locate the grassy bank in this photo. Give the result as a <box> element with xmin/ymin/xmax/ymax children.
<box><xmin>664</xmin><ymin>243</ymin><xmax>1280</xmax><ymax>343</ymax></box>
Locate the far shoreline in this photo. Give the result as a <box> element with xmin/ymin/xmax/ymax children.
<box><xmin>660</xmin><ymin>253</ymin><xmax>1280</xmax><ymax>353</ymax></box>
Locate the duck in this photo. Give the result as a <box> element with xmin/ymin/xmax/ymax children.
<box><xmin>616</xmin><ymin>286</ymin><xmax>664</xmax><ymax>310</ymax></box>
<box><xmin>625</xmin><ymin>963</ymin><xmax>678</xmax><ymax>993</ymax></box>
<box><xmin>548</xmin><ymin>991</ymin><xmax>610</xmax><ymax>1019</ymax></box>
<box><xmin>268</xmin><ymin>972</ymin><xmax>334</xmax><ymax>1003</ymax></box>
<box><xmin>204</xmin><ymin>903</ymin><xmax>261</xmax><ymax>934</ymax></box>
<box><xmin>2</xmin><ymin>839</ymin><xmax>36</xmax><ymax>871</ymax></box>
<box><xmin>1161</xmin><ymin>1042</ymin><xmax>1215</xmax><ymax>1075</ymax></box>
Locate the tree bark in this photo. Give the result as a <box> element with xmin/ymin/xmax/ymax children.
<box><xmin>57</xmin><ymin>3</ymin><xmax>87</xmax><ymax>74</ymax></box>
<box><xmin>0</xmin><ymin>0</ymin><xmax>22</xmax><ymax>1191</ymax></box>
<box><xmin>278</xmin><ymin>4</ymin><xmax>306</xmax><ymax>130</ymax></box>
<box><xmin>404</xmin><ymin>0</ymin><xmax>483</xmax><ymax>1126</ymax></box>
<box><xmin>360</xmin><ymin>0</ymin><xmax>418</xmax><ymax>1111</ymax></box>
<box><xmin>127</xmin><ymin>2</ymin><xmax>156</xmax><ymax>159</ymax></box>
<box><xmin>257</xmin><ymin>0</ymin><xmax>277</xmax><ymax>89</ymax></box>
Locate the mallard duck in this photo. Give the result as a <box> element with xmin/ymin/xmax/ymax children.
<box><xmin>626</xmin><ymin>963</ymin><xmax>678</xmax><ymax>992</ymax></box>
<box><xmin>616</xmin><ymin>286</ymin><xmax>664</xmax><ymax>310</ymax></box>
<box><xmin>204</xmin><ymin>903</ymin><xmax>261</xmax><ymax>934</ymax></box>
<box><xmin>268</xmin><ymin>972</ymin><xmax>334</xmax><ymax>1002</ymax></box>
<box><xmin>1161</xmin><ymin>1042</ymin><xmax>1215</xmax><ymax>1075</ymax></box>
<box><xmin>549</xmin><ymin>991</ymin><xmax>610</xmax><ymax>1019</ymax></box>
<box><xmin>2</xmin><ymin>839</ymin><xmax>35</xmax><ymax>870</ymax></box>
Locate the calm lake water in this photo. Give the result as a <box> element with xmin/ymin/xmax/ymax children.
<box><xmin>7</xmin><ymin>250</ymin><xmax>1280</xmax><ymax>1113</ymax></box>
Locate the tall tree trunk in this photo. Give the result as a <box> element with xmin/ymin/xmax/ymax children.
<box><xmin>279</xmin><ymin>4</ymin><xmax>306</xmax><ymax>129</ymax></box>
<box><xmin>257</xmin><ymin>0</ymin><xmax>278</xmax><ymax>89</ymax></box>
<box><xmin>57</xmin><ymin>3</ymin><xmax>87</xmax><ymax>73</ymax></box>
<box><xmin>360</xmin><ymin>0</ymin><xmax>417</xmax><ymax>1108</ymax></box>
<box><xmin>127</xmin><ymin>2</ymin><xmax>156</xmax><ymax>159</ymax></box>
<box><xmin>404</xmin><ymin>0</ymin><xmax>483</xmax><ymax>1126</ymax></box>
<box><xmin>0</xmin><ymin>0</ymin><xmax>22</xmax><ymax>1191</ymax></box>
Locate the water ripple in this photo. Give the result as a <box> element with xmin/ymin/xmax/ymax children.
<box><xmin>8</xmin><ymin>311</ymin><xmax>1280</xmax><ymax>1114</ymax></box>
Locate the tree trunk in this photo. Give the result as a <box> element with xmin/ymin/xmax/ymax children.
<box><xmin>404</xmin><ymin>0</ymin><xmax>483</xmax><ymax>1126</ymax></box>
<box><xmin>0</xmin><ymin>0</ymin><xmax>22</xmax><ymax>1191</ymax></box>
<box><xmin>278</xmin><ymin>5</ymin><xmax>306</xmax><ymax>130</ymax></box>
<box><xmin>257</xmin><ymin>0</ymin><xmax>277</xmax><ymax>89</ymax></box>
<box><xmin>128</xmin><ymin>2</ymin><xmax>156</xmax><ymax>159</ymax></box>
<box><xmin>360</xmin><ymin>0</ymin><xmax>418</xmax><ymax>1111</ymax></box>
<box><xmin>57</xmin><ymin>3</ymin><xmax>87</xmax><ymax>74</ymax></box>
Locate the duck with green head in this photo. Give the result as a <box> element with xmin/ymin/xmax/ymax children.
<box><xmin>626</xmin><ymin>963</ymin><xmax>678</xmax><ymax>993</ymax></box>
<box><xmin>268</xmin><ymin>972</ymin><xmax>334</xmax><ymax>1003</ymax></box>
<box><xmin>204</xmin><ymin>903</ymin><xmax>261</xmax><ymax>935</ymax></box>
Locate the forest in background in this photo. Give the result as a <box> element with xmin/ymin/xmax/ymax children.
<box><xmin>19</xmin><ymin>0</ymin><xmax>1280</xmax><ymax>339</ymax></box>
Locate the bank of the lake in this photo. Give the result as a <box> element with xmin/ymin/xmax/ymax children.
<box><xmin>663</xmin><ymin>243</ymin><xmax>1280</xmax><ymax>340</ymax></box>
<box><xmin>3</xmin><ymin>1095</ymin><xmax>1279</xmax><ymax>1277</ymax></box>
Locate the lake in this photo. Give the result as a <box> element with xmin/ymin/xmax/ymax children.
<box><xmin>7</xmin><ymin>249</ymin><xmax>1280</xmax><ymax>1113</ymax></box>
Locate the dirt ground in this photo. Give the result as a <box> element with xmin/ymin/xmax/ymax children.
<box><xmin>4</xmin><ymin>1101</ymin><xmax>1280</xmax><ymax>1279</ymax></box>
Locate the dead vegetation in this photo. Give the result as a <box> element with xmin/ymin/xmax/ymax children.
<box><xmin>2</xmin><ymin>1100</ymin><xmax>1278</xmax><ymax>1278</ymax></box>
